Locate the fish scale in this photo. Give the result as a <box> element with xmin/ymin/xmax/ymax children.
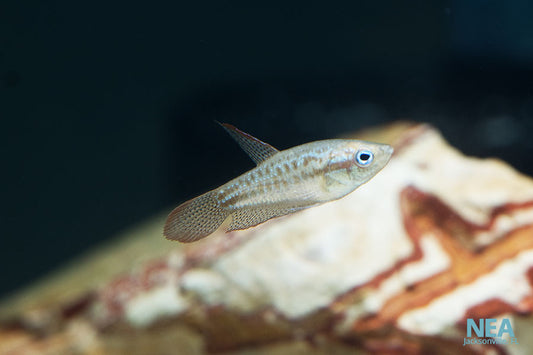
<box><xmin>164</xmin><ymin>123</ymin><xmax>393</xmax><ymax>243</ymax></box>
<box><xmin>223</xmin><ymin>149</ymin><xmax>323</xmax><ymax>209</ymax></box>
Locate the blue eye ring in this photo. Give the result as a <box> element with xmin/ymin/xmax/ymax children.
<box><xmin>355</xmin><ymin>149</ymin><xmax>374</xmax><ymax>167</ymax></box>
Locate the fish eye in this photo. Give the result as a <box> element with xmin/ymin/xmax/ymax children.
<box><xmin>355</xmin><ymin>149</ymin><xmax>374</xmax><ymax>167</ymax></box>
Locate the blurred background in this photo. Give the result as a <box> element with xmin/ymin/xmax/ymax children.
<box><xmin>1</xmin><ymin>0</ymin><xmax>533</xmax><ymax>298</ymax></box>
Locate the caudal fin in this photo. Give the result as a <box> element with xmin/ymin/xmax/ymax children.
<box><xmin>164</xmin><ymin>191</ymin><xmax>230</xmax><ymax>243</ymax></box>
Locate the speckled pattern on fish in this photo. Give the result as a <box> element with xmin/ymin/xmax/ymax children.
<box><xmin>164</xmin><ymin>123</ymin><xmax>393</xmax><ymax>242</ymax></box>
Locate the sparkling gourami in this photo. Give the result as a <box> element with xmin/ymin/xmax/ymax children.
<box><xmin>164</xmin><ymin>123</ymin><xmax>393</xmax><ymax>242</ymax></box>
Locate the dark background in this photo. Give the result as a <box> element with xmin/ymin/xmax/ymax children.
<box><xmin>2</xmin><ymin>1</ymin><xmax>533</xmax><ymax>298</ymax></box>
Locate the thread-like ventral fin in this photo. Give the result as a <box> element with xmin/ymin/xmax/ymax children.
<box><xmin>217</xmin><ymin>122</ymin><xmax>279</xmax><ymax>165</ymax></box>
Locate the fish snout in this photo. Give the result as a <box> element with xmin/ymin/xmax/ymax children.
<box><xmin>381</xmin><ymin>144</ymin><xmax>394</xmax><ymax>157</ymax></box>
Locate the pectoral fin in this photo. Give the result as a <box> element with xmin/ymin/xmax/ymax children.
<box><xmin>218</xmin><ymin>122</ymin><xmax>279</xmax><ymax>165</ymax></box>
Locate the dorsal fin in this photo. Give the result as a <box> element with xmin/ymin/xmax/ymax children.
<box><xmin>217</xmin><ymin>122</ymin><xmax>279</xmax><ymax>165</ymax></box>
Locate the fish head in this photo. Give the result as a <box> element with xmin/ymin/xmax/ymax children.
<box><xmin>323</xmin><ymin>140</ymin><xmax>394</xmax><ymax>195</ymax></box>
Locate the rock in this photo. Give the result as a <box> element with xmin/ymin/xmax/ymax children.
<box><xmin>2</xmin><ymin>122</ymin><xmax>533</xmax><ymax>354</ymax></box>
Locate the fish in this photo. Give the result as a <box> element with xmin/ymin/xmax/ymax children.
<box><xmin>164</xmin><ymin>123</ymin><xmax>394</xmax><ymax>243</ymax></box>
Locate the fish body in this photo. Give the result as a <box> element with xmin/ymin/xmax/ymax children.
<box><xmin>164</xmin><ymin>124</ymin><xmax>393</xmax><ymax>242</ymax></box>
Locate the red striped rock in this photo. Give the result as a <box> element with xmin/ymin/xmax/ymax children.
<box><xmin>1</xmin><ymin>122</ymin><xmax>533</xmax><ymax>354</ymax></box>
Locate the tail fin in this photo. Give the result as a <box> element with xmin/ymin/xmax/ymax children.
<box><xmin>164</xmin><ymin>191</ymin><xmax>230</xmax><ymax>243</ymax></box>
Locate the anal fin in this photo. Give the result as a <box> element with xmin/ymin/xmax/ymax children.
<box><xmin>228</xmin><ymin>206</ymin><xmax>305</xmax><ymax>231</ymax></box>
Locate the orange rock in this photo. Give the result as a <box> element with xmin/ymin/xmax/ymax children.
<box><xmin>2</xmin><ymin>122</ymin><xmax>533</xmax><ymax>354</ymax></box>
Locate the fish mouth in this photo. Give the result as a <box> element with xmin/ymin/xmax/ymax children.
<box><xmin>379</xmin><ymin>144</ymin><xmax>394</xmax><ymax>167</ymax></box>
<box><xmin>381</xmin><ymin>144</ymin><xmax>394</xmax><ymax>156</ymax></box>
